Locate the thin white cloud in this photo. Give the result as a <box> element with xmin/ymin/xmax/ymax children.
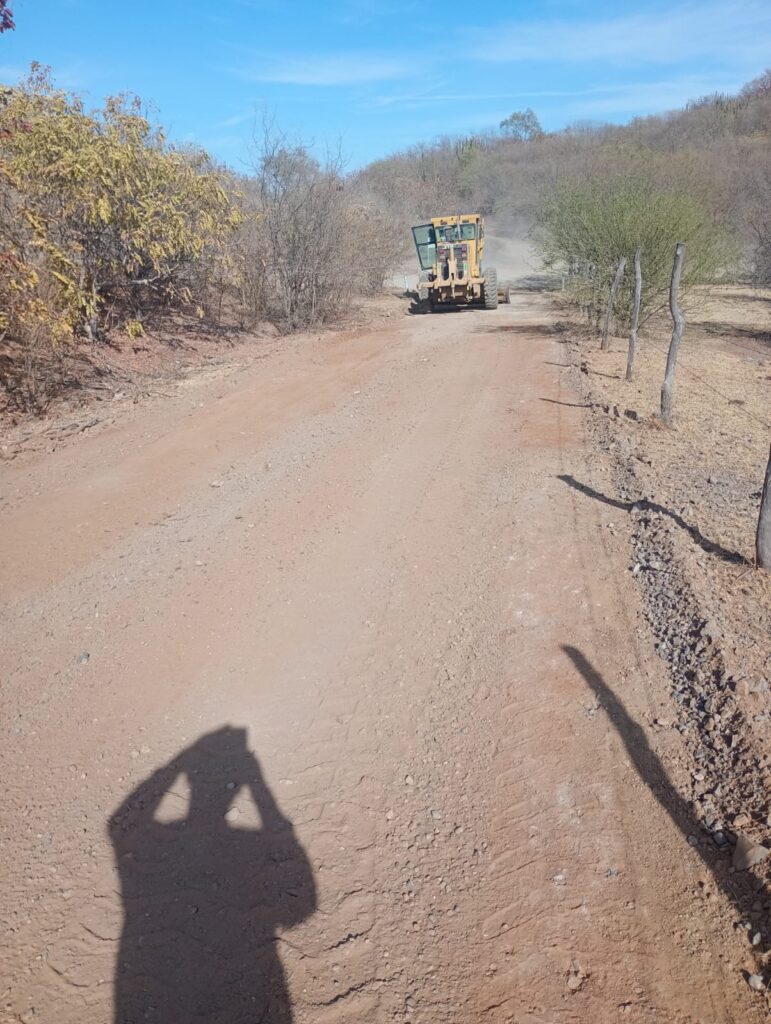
<box><xmin>560</xmin><ymin>74</ymin><xmax>749</xmax><ymax>119</ymax></box>
<box><xmin>334</xmin><ymin>0</ymin><xmax>415</xmax><ymax>27</ymax></box>
<box><xmin>0</xmin><ymin>62</ymin><xmax>92</xmax><ymax>91</ymax></box>
<box><xmin>473</xmin><ymin>1</ymin><xmax>771</xmax><ymax>66</ymax></box>
<box><xmin>374</xmin><ymin>71</ymin><xmax>750</xmax><ymax>114</ymax></box>
<box><xmin>214</xmin><ymin>111</ymin><xmax>256</xmax><ymax>129</ymax></box>
<box><xmin>371</xmin><ymin>85</ymin><xmax>634</xmax><ymax>110</ymax></box>
<box><xmin>0</xmin><ymin>65</ymin><xmax>26</xmax><ymax>83</ymax></box>
<box><xmin>233</xmin><ymin>53</ymin><xmax>413</xmax><ymax>86</ymax></box>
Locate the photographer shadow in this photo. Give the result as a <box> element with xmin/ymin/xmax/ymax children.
<box><xmin>109</xmin><ymin>726</ymin><xmax>316</xmax><ymax>1024</ymax></box>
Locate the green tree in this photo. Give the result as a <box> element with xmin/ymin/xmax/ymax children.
<box><xmin>499</xmin><ymin>109</ymin><xmax>543</xmax><ymax>142</ymax></box>
<box><xmin>536</xmin><ymin>174</ymin><xmax>733</xmax><ymax>327</ymax></box>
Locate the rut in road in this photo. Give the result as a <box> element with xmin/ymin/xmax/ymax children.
<box><xmin>0</xmin><ymin>296</ymin><xmax>757</xmax><ymax>1023</ymax></box>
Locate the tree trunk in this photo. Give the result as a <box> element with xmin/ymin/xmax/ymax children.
<box><xmin>757</xmin><ymin>444</ymin><xmax>771</xmax><ymax>570</ymax></box>
<box><xmin>601</xmin><ymin>257</ymin><xmax>626</xmax><ymax>350</ymax></box>
<box><xmin>660</xmin><ymin>243</ymin><xmax>686</xmax><ymax>425</ymax></box>
<box><xmin>626</xmin><ymin>247</ymin><xmax>642</xmax><ymax>381</ymax></box>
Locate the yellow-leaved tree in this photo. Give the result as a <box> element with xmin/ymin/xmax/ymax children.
<box><xmin>0</xmin><ymin>65</ymin><xmax>241</xmax><ymax>377</ymax></box>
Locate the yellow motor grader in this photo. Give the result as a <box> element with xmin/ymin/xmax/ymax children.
<box><xmin>411</xmin><ymin>214</ymin><xmax>510</xmax><ymax>311</ymax></box>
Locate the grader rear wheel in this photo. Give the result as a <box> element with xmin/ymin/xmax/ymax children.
<box><xmin>483</xmin><ymin>268</ymin><xmax>499</xmax><ymax>310</ymax></box>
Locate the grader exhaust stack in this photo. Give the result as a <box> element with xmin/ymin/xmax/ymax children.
<box><xmin>411</xmin><ymin>214</ymin><xmax>510</xmax><ymax>311</ymax></box>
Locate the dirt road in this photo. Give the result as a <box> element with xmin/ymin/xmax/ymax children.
<box><xmin>1</xmin><ymin>296</ymin><xmax>758</xmax><ymax>1023</ymax></box>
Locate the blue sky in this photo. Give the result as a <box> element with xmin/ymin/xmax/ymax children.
<box><xmin>1</xmin><ymin>0</ymin><xmax>770</xmax><ymax>170</ymax></box>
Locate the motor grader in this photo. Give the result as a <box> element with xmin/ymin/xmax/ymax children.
<box><xmin>411</xmin><ymin>214</ymin><xmax>510</xmax><ymax>311</ymax></box>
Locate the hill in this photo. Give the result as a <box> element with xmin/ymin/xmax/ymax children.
<box><xmin>354</xmin><ymin>70</ymin><xmax>771</xmax><ymax>283</ymax></box>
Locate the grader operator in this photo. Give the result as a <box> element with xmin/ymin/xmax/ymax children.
<box><xmin>411</xmin><ymin>214</ymin><xmax>510</xmax><ymax>311</ymax></box>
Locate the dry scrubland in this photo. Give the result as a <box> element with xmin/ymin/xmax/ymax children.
<box><xmin>2</xmin><ymin>65</ymin><xmax>770</xmax><ymax>418</ymax></box>
<box><xmin>0</xmin><ymin>67</ymin><xmax>399</xmax><ymax>414</ymax></box>
<box><xmin>557</xmin><ymin>281</ymin><xmax>771</xmax><ymax>958</ymax></box>
<box><xmin>2</xmin><ymin>12</ymin><xmax>771</xmax><ymax>1020</ymax></box>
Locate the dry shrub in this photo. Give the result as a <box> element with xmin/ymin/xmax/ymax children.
<box><xmin>253</xmin><ymin>125</ymin><xmax>401</xmax><ymax>329</ymax></box>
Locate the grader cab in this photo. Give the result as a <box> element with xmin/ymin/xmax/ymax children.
<box><xmin>411</xmin><ymin>214</ymin><xmax>510</xmax><ymax>311</ymax></box>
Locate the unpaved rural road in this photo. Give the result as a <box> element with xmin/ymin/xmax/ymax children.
<box><xmin>1</xmin><ymin>296</ymin><xmax>756</xmax><ymax>1023</ymax></box>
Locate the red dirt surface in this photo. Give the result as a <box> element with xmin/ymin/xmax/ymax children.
<box><xmin>0</xmin><ymin>294</ymin><xmax>761</xmax><ymax>1023</ymax></box>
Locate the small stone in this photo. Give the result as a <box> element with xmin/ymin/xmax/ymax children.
<box><xmin>226</xmin><ymin>782</ymin><xmax>236</xmax><ymax>790</ymax></box>
<box><xmin>751</xmin><ymin>932</ymin><xmax>762</xmax><ymax>947</ymax></box>
<box><xmin>77</xmin><ymin>651</ymin><xmax>90</xmax><ymax>663</ymax></box>
<box><xmin>225</xmin><ymin>806</ymin><xmax>240</xmax><ymax>822</ymax></box>
<box><xmin>733</xmin><ymin>813</ymin><xmax>751</xmax><ymax>828</ymax></box>
<box><xmin>430</xmin><ymin>809</ymin><xmax>442</xmax><ymax>820</ymax></box>
<box><xmin>747</xmin><ymin>974</ymin><xmax>765</xmax><ymax>992</ymax></box>
<box><xmin>687</xmin><ymin>835</ymin><xmax>699</xmax><ymax>846</ymax></box>
<box><xmin>733</xmin><ymin>834</ymin><xmax>770</xmax><ymax>871</ymax></box>
<box><xmin>210</xmin><ymin>480</ymin><xmax>223</xmax><ymax>488</ymax></box>
<box><xmin>385</xmin><ymin>809</ymin><xmax>395</xmax><ymax>821</ymax></box>
<box><xmin>566</xmin><ymin>964</ymin><xmax>587</xmax><ymax>992</ymax></box>
<box><xmin>404</xmin><ymin>774</ymin><xmax>415</xmax><ymax>786</ymax></box>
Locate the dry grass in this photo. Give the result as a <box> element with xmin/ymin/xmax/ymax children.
<box><xmin>566</xmin><ymin>284</ymin><xmax>771</xmax><ymax>816</ymax></box>
<box><xmin>580</xmin><ymin>285</ymin><xmax>770</xmax><ymax>562</ymax></box>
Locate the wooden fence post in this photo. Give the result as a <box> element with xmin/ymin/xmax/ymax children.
<box><xmin>626</xmin><ymin>247</ymin><xmax>642</xmax><ymax>381</ymax></box>
<box><xmin>601</xmin><ymin>257</ymin><xmax>626</xmax><ymax>350</ymax></box>
<box><xmin>660</xmin><ymin>242</ymin><xmax>686</xmax><ymax>425</ymax></box>
<box><xmin>586</xmin><ymin>262</ymin><xmax>595</xmax><ymax>323</ymax></box>
<box><xmin>757</xmin><ymin>444</ymin><xmax>771</xmax><ymax>570</ymax></box>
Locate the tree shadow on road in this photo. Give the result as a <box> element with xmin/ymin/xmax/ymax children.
<box><xmin>558</xmin><ymin>473</ymin><xmax>749</xmax><ymax>565</ymax></box>
<box><xmin>539</xmin><ymin>397</ymin><xmax>593</xmax><ymax>409</ymax></box>
<box><xmin>109</xmin><ymin>725</ymin><xmax>316</xmax><ymax>1024</ymax></box>
<box><xmin>478</xmin><ymin>324</ymin><xmax>562</xmax><ymax>338</ymax></box>
<box><xmin>562</xmin><ymin>646</ymin><xmax>768</xmax><ymax>977</ymax></box>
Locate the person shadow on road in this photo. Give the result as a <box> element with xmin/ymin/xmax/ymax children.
<box><xmin>109</xmin><ymin>726</ymin><xmax>316</xmax><ymax>1024</ymax></box>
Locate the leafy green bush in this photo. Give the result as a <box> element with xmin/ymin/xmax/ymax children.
<box><xmin>535</xmin><ymin>175</ymin><xmax>732</xmax><ymax>328</ymax></box>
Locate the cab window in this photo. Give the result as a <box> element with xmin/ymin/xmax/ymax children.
<box><xmin>411</xmin><ymin>224</ymin><xmax>436</xmax><ymax>270</ymax></box>
<box><xmin>435</xmin><ymin>223</ymin><xmax>477</xmax><ymax>243</ymax></box>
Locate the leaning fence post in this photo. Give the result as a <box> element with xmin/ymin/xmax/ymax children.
<box><xmin>660</xmin><ymin>242</ymin><xmax>686</xmax><ymax>425</ymax></box>
<box><xmin>601</xmin><ymin>257</ymin><xmax>626</xmax><ymax>350</ymax></box>
<box><xmin>626</xmin><ymin>247</ymin><xmax>642</xmax><ymax>381</ymax></box>
<box><xmin>757</xmin><ymin>444</ymin><xmax>771</xmax><ymax>570</ymax></box>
